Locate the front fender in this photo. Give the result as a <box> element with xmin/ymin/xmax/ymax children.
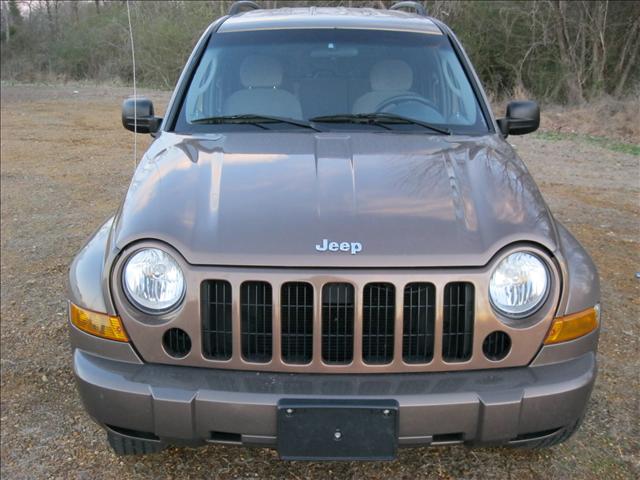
<box><xmin>529</xmin><ymin>222</ymin><xmax>600</xmax><ymax>367</ymax></box>
<box><xmin>555</xmin><ymin>221</ymin><xmax>600</xmax><ymax>316</ymax></box>
<box><xmin>68</xmin><ymin>218</ymin><xmax>142</xmax><ymax>364</ymax></box>
<box><xmin>68</xmin><ymin>217</ymin><xmax>116</xmax><ymax>315</ymax></box>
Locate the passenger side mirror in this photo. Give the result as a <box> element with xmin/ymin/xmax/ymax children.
<box><xmin>122</xmin><ymin>97</ymin><xmax>162</xmax><ymax>134</ymax></box>
<box><xmin>497</xmin><ymin>100</ymin><xmax>540</xmax><ymax>136</ymax></box>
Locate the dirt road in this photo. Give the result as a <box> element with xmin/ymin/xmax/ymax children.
<box><xmin>1</xmin><ymin>85</ymin><xmax>638</xmax><ymax>479</ymax></box>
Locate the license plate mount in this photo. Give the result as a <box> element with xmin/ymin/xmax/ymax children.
<box><xmin>277</xmin><ymin>399</ymin><xmax>398</xmax><ymax>461</ymax></box>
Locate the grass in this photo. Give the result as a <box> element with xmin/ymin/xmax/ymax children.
<box><xmin>535</xmin><ymin>131</ymin><xmax>640</xmax><ymax>156</ymax></box>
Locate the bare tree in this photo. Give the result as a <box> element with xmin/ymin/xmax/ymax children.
<box><xmin>550</xmin><ymin>0</ymin><xmax>586</xmax><ymax>103</ymax></box>
<box><xmin>1</xmin><ymin>1</ymin><xmax>10</xmax><ymax>44</ymax></box>
<box><xmin>71</xmin><ymin>0</ymin><xmax>79</xmax><ymax>22</ymax></box>
<box><xmin>613</xmin><ymin>16</ymin><xmax>640</xmax><ymax>97</ymax></box>
<box><xmin>3</xmin><ymin>0</ymin><xmax>23</xmax><ymax>44</ymax></box>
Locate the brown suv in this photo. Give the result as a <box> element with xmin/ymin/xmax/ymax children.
<box><xmin>68</xmin><ymin>1</ymin><xmax>600</xmax><ymax>460</ymax></box>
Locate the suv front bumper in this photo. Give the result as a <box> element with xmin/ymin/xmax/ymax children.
<box><xmin>73</xmin><ymin>348</ymin><xmax>596</xmax><ymax>449</ymax></box>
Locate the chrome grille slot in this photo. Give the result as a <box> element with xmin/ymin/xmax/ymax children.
<box><xmin>322</xmin><ymin>283</ymin><xmax>355</xmax><ymax>364</ymax></box>
<box><xmin>362</xmin><ymin>283</ymin><xmax>395</xmax><ymax>364</ymax></box>
<box><xmin>241</xmin><ymin>281</ymin><xmax>273</xmax><ymax>363</ymax></box>
<box><xmin>281</xmin><ymin>282</ymin><xmax>314</xmax><ymax>364</ymax></box>
<box><xmin>402</xmin><ymin>282</ymin><xmax>436</xmax><ymax>363</ymax></box>
<box><xmin>442</xmin><ymin>282</ymin><xmax>474</xmax><ymax>362</ymax></box>
<box><xmin>201</xmin><ymin>280</ymin><xmax>233</xmax><ymax>360</ymax></box>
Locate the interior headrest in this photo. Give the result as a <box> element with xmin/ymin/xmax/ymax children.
<box><xmin>240</xmin><ymin>55</ymin><xmax>283</xmax><ymax>88</ymax></box>
<box><xmin>370</xmin><ymin>60</ymin><xmax>413</xmax><ymax>91</ymax></box>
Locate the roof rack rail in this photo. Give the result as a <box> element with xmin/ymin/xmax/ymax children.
<box><xmin>389</xmin><ymin>1</ymin><xmax>427</xmax><ymax>16</ymax></box>
<box><xmin>228</xmin><ymin>1</ymin><xmax>260</xmax><ymax>16</ymax></box>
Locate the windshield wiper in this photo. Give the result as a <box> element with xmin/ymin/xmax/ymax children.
<box><xmin>310</xmin><ymin>113</ymin><xmax>451</xmax><ymax>135</ymax></box>
<box><xmin>191</xmin><ymin>114</ymin><xmax>321</xmax><ymax>132</ymax></box>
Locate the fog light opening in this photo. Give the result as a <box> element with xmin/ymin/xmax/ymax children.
<box><xmin>482</xmin><ymin>331</ymin><xmax>511</xmax><ymax>361</ymax></box>
<box><xmin>162</xmin><ymin>328</ymin><xmax>192</xmax><ymax>358</ymax></box>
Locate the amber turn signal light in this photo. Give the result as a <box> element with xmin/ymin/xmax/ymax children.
<box><xmin>69</xmin><ymin>303</ymin><xmax>129</xmax><ymax>342</ymax></box>
<box><xmin>544</xmin><ymin>306</ymin><xmax>599</xmax><ymax>345</ymax></box>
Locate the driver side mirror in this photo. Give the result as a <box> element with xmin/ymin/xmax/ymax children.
<box><xmin>497</xmin><ymin>100</ymin><xmax>540</xmax><ymax>136</ymax></box>
<box><xmin>122</xmin><ymin>97</ymin><xmax>162</xmax><ymax>134</ymax></box>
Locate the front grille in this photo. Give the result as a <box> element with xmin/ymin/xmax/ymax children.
<box><xmin>322</xmin><ymin>283</ymin><xmax>354</xmax><ymax>364</ymax></box>
<box><xmin>199</xmin><ymin>278</ymin><xmax>482</xmax><ymax>370</ymax></box>
<box><xmin>241</xmin><ymin>281</ymin><xmax>273</xmax><ymax>363</ymax></box>
<box><xmin>362</xmin><ymin>283</ymin><xmax>395</xmax><ymax>364</ymax></box>
<box><xmin>442</xmin><ymin>282</ymin><xmax>475</xmax><ymax>362</ymax></box>
<box><xmin>402</xmin><ymin>282</ymin><xmax>436</xmax><ymax>363</ymax></box>
<box><xmin>281</xmin><ymin>282</ymin><xmax>314</xmax><ymax>364</ymax></box>
<box><xmin>201</xmin><ymin>280</ymin><xmax>232</xmax><ymax>360</ymax></box>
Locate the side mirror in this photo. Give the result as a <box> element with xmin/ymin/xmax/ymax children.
<box><xmin>122</xmin><ymin>97</ymin><xmax>162</xmax><ymax>134</ymax></box>
<box><xmin>497</xmin><ymin>100</ymin><xmax>540</xmax><ymax>136</ymax></box>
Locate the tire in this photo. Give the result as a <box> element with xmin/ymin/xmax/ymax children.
<box><xmin>107</xmin><ymin>429</ymin><xmax>166</xmax><ymax>455</ymax></box>
<box><xmin>512</xmin><ymin>416</ymin><xmax>584</xmax><ymax>449</ymax></box>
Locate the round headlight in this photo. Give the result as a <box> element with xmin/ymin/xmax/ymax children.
<box><xmin>489</xmin><ymin>251</ymin><xmax>549</xmax><ymax>317</ymax></box>
<box><xmin>123</xmin><ymin>248</ymin><xmax>185</xmax><ymax>313</ymax></box>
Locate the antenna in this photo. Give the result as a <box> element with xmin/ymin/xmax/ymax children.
<box><xmin>126</xmin><ymin>0</ymin><xmax>137</xmax><ymax>170</ymax></box>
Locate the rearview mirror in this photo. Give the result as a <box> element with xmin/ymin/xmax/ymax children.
<box><xmin>122</xmin><ymin>97</ymin><xmax>161</xmax><ymax>134</ymax></box>
<box><xmin>497</xmin><ymin>100</ymin><xmax>540</xmax><ymax>136</ymax></box>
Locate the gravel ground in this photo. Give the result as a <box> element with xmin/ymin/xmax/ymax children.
<box><xmin>1</xmin><ymin>85</ymin><xmax>638</xmax><ymax>479</ymax></box>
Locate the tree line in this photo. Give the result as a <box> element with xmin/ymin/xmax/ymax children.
<box><xmin>1</xmin><ymin>0</ymin><xmax>638</xmax><ymax>104</ymax></box>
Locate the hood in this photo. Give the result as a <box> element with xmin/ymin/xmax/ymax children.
<box><xmin>112</xmin><ymin>132</ymin><xmax>557</xmax><ymax>267</ymax></box>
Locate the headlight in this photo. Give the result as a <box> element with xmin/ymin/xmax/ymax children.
<box><xmin>123</xmin><ymin>248</ymin><xmax>185</xmax><ymax>313</ymax></box>
<box><xmin>489</xmin><ymin>251</ymin><xmax>549</xmax><ymax>317</ymax></box>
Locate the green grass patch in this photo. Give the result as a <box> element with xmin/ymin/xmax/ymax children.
<box><xmin>535</xmin><ymin>131</ymin><xmax>640</xmax><ymax>156</ymax></box>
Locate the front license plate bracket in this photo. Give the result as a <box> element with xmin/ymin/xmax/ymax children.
<box><xmin>277</xmin><ymin>399</ymin><xmax>399</xmax><ymax>461</ymax></box>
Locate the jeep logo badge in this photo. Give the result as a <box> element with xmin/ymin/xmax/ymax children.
<box><xmin>315</xmin><ymin>239</ymin><xmax>363</xmax><ymax>255</ymax></box>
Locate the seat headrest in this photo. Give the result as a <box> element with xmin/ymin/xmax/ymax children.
<box><xmin>240</xmin><ymin>55</ymin><xmax>283</xmax><ymax>88</ymax></box>
<box><xmin>370</xmin><ymin>60</ymin><xmax>413</xmax><ymax>91</ymax></box>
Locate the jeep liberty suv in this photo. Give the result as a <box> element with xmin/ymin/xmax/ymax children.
<box><xmin>68</xmin><ymin>1</ymin><xmax>600</xmax><ymax>460</ymax></box>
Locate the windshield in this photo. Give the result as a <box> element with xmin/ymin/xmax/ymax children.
<box><xmin>175</xmin><ymin>29</ymin><xmax>489</xmax><ymax>134</ymax></box>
